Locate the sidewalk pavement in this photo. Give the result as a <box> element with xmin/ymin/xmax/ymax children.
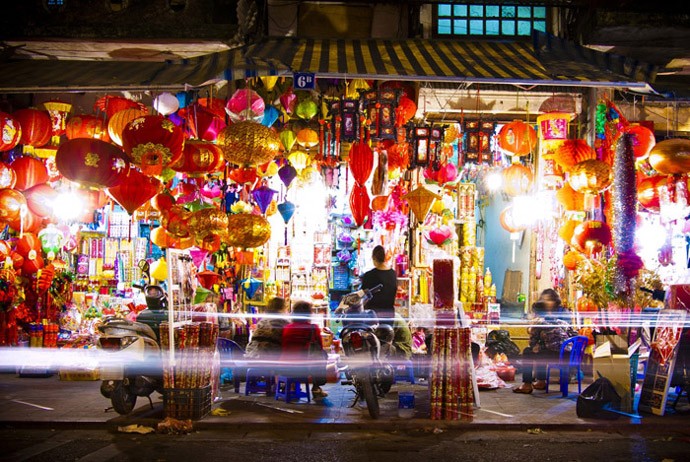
<box><xmin>1</xmin><ymin>372</ymin><xmax>689</xmax><ymax>433</ymax></box>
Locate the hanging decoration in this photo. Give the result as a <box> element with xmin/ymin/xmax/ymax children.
<box><xmin>106</xmin><ymin>169</ymin><xmax>162</xmax><ymax>215</ymax></box>
<box><xmin>277</xmin><ymin>200</ymin><xmax>296</xmax><ymax>245</ymax></box>
<box><xmin>261</xmin><ymin>106</ymin><xmax>281</xmax><ymax>128</ymax></box>
<box><xmin>56</xmin><ymin>138</ymin><xmax>129</xmax><ymax>189</ymax></box>
<box><xmin>462</xmin><ymin>120</ymin><xmax>495</xmax><ymax>164</ymax></box>
<box><xmin>648</xmin><ymin>139</ymin><xmax>690</xmax><ymax>175</ymax></box>
<box><xmin>594</xmin><ymin>99</ymin><xmax>628</xmax><ymax>166</ymax></box>
<box><xmin>637</xmin><ymin>174</ymin><xmax>667</xmax><ymax>212</ymax></box>
<box><xmin>107</xmin><ymin>108</ymin><xmax>148</xmax><ymax>146</ymax></box>
<box><xmin>180</xmin><ymin>103</ymin><xmax>226</xmax><ymax>142</ymax></box>
<box><xmin>404</xmin><ymin>186</ymin><xmax>441</xmax><ymax>225</ymax></box>
<box><xmin>288</xmin><ymin>150</ymin><xmax>310</xmax><ymax>173</ymax></box>
<box><xmin>349</xmin><ymin>183</ymin><xmax>371</xmax><ymax>227</ymax></box>
<box><xmin>295</xmin><ymin>98</ymin><xmax>318</xmax><ymax>120</ymax></box>
<box><xmin>0</xmin><ymin>112</ymin><xmax>21</xmax><ymax>152</ymax></box>
<box><xmin>95</xmin><ymin>95</ymin><xmax>146</xmax><ymax>118</ymax></box>
<box><xmin>279</xmin><ymin>130</ymin><xmax>297</xmax><ymax>153</ymax></box>
<box><xmin>13</xmin><ymin>108</ymin><xmax>51</xmax><ymax>154</ymax></box>
<box><xmin>0</xmin><ymin>188</ymin><xmax>27</xmax><ymax>224</ymax></box>
<box><xmin>225</xmin><ymin>213</ymin><xmax>272</xmax><ymax>248</ymax></box>
<box><xmin>328</xmin><ymin>97</ymin><xmax>359</xmax><ymax>143</ymax></box>
<box><xmin>226</xmin><ymin>89</ymin><xmax>265</xmax><ymax>122</ymax></box>
<box><xmin>65</xmin><ymin>114</ymin><xmax>110</xmax><ymax>142</ymax></box>
<box><xmin>217</xmin><ymin>121</ymin><xmax>281</xmax><ymax>166</ymax></box>
<box><xmin>295</xmin><ymin>128</ymin><xmax>319</xmax><ymax>150</ymax></box>
<box><xmin>553</xmin><ymin>139</ymin><xmax>597</xmax><ymax>173</ymax></box>
<box><xmin>568</xmin><ymin>159</ymin><xmax>613</xmax><ymax>195</ymax></box>
<box><xmin>187</xmin><ymin>207</ymin><xmax>229</xmax><ymax>242</ymax></box>
<box><xmin>501</xmin><ymin>163</ymin><xmax>533</xmax><ymax>197</ymax></box>
<box><xmin>252</xmin><ymin>183</ymin><xmax>277</xmax><ymax>214</ymax></box>
<box><xmin>349</xmin><ymin>140</ymin><xmax>374</xmax><ymax>185</ymax></box>
<box><xmin>0</xmin><ymin>163</ymin><xmax>16</xmax><ymax>189</ymax></box>
<box><xmin>170</xmin><ymin>140</ymin><xmax>224</xmax><ymax>175</ymax></box>
<box><xmin>360</xmin><ymin>88</ymin><xmax>400</xmax><ymax>140</ymax></box>
<box><xmin>153</xmin><ymin>93</ymin><xmax>180</xmax><ymax>116</ymax></box>
<box><xmin>624</xmin><ymin>124</ymin><xmax>655</xmax><ymax>160</ymax></box>
<box><xmin>122</xmin><ymin>115</ymin><xmax>185</xmax><ymax>177</ymax></box>
<box><xmin>497</xmin><ymin>120</ymin><xmax>536</xmax><ymax>157</ymax></box>
<box><xmin>278</xmin><ymin>163</ymin><xmax>297</xmax><ymax>188</ymax></box>
<box><xmin>41</xmin><ymin>100</ymin><xmax>72</xmax><ymax>145</ymax></box>
<box><xmin>10</xmin><ymin>156</ymin><xmax>49</xmax><ymax>191</ymax></box>
<box><xmin>409</xmin><ymin>125</ymin><xmax>444</xmax><ymax>168</ymax></box>
<box><xmin>570</xmin><ymin>220</ymin><xmax>612</xmax><ymax>256</ymax></box>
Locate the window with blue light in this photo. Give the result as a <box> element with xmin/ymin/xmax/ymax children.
<box><xmin>435</xmin><ymin>3</ymin><xmax>547</xmax><ymax>38</ymax></box>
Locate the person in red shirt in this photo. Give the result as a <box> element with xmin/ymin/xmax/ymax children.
<box><xmin>280</xmin><ymin>300</ymin><xmax>328</xmax><ymax>398</ymax></box>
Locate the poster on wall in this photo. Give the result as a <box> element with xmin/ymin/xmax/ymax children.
<box><xmin>638</xmin><ymin>309</ymin><xmax>687</xmax><ymax>416</ymax></box>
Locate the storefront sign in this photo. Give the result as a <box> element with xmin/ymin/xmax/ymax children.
<box><xmin>293</xmin><ymin>72</ymin><xmax>315</xmax><ymax>90</ymax></box>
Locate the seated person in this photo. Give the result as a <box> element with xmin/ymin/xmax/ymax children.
<box><xmin>244</xmin><ymin>297</ymin><xmax>289</xmax><ymax>366</ymax></box>
<box><xmin>280</xmin><ymin>300</ymin><xmax>328</xmax><ymax>398</ymax></box>
<box><xmin>513</xmin><ymin>289</ymin><xmax>574</xmax><ymax>394</ymax></box>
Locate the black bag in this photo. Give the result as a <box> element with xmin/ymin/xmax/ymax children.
<box><xmin>485</xmin><ymin>329</ymin><xmax>521</xmax><ymax>359</ymax></box>
<box><xmin>576</xmin><ymin>375</ymin><xmax>621</xmax><ymax>419</ymax></box>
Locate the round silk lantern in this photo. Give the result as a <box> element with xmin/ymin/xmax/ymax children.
<box><xmin>624</xmin><ymin>124</ymin><xmax>655</xmax><ymax>160</ymax></box>
<box><xmin>295</xmin><ymin>99</ymin><xmax>318</xmax><ymax>120</ymax></box>
<box><xmin>349</xmin><ymin>140</ymin><xmax>374</xmax><ymax>185</ymax></box>
<box><xmin>225</xmin><ymin>89</ymin><xmax>265</xmax><ymax>122</ymax></box>
<box><xmin>95</xmin><ymin>95</ymin><xmax>146</xmax><ymax>118</ymax></box>
<box><xmin>122</xmin><ymin>115</ymin><xmax>184</xmax><ymax>177</ymax></box>
<box><xmin>11</xmin><ymin>156</ymin><xmax>49</xmax><ymax>191</ymax></box>
<box><xmin>277</xmin><ymin>201</ymin><xmax>296</xmax><ymax>244</ymax></box>
<box><xmin>502</xmin><ymin>163</ymin><xmax>533</xmax><ymax>197</ymax></box>
<box><xmin>161</xmin><ymin>204</ymin><xmax>192</xmax><ymax>238</ymax></box>
<box><xmin>188</xmin><ymin>207</ymin><xmax>229</xmax><ymax>241</ymax></box>
<box><xmin>497</xmin><ymin>120</ymin><xmax>536</xmax><ymax>156</ymax></box>
<box><xmin>280</xmin><ymin>89</ymin><xmax>296</xmax><ymax>114</ymax></box>
<box><xmin>153</xmin><ymin>93</ymin><xmax>180</xmax><ymax>116</ymax></box>
<box><xmin>56</xmin><ymin>138</ymin><xmax>129</xmax><ymax>188</ymax></box>
<box><xmin>261</xmin><ymin>105</ymin><xmax>280</xmax><ymax>128</ymax></box>
<box><xmin>226</xmin><ymin>213</ymin><xmax>271</xmax><ymax>248</ymax></box>
<box><xmin>65</xmin><ymin>115</ymin><xmax>110</xmax><ymax>142</ymax></box>
<box><xmin>499</xmin><ymin>206</ymin><xmax>527</xmax><ymax>233</ymax></box>
<box><xmin>0</xmin><ymin>112</ymin><xmax>21</xmax><ymax>152</ymax></box>
<box><xmin>0</xmin><ymin>162</ymin><xmax>16</xmax><ymax>189</ymax></box>
<box><xmin>637</xmin><ymin>174</ymin><xmax>667</xmax><ymax>211</ymax></box>
<box><xmin>257</xmin><ymin>161</ymin><xmax>279</xmax><ymax>178</ymax></box>
<box><xmin>648</xmin><ymin>139</ymin><xmax>690</xmax><ymax>175</ymax></box>
<box><xmin>568</xmin><ymin>159</ymin><xmax>613</xmax><ymax>195</ymax></box>
<box><xmin>571</xmin><ymin>220</ymin><xmax>612</xmax><ymax>255</ymax></box>
<box><xmin>106</xmin><ymin>169</ymin><xmax>161</xmax><ymax>215</ymax></box>
<box><xmin>228</xmin><ymin>166</ymin><xmax>258</xmax><ymax>185</ymax></box>
<box><xmin>24</xmin><ymin>183</ymin><xmax>57</xmax><ymax>218</ymax></box>
<box><xmin>107</xmin><ymin>108</ymin><xmax>148</xmax><ymax>146</ymax></box>
<box><xmin>151</xmin><ymin>191</ymin><xmax>176</xmax><ymax>212</ymax></box>
<box><xmin>296</xmin><ymin>128</ymin><xmax>319</xmax><ymax>149</ymax></box>
<box><xmin>13</xmin><ymin>108</ymin><xmax>51</xmax><ymax>152</ymax></box>
<box><xmin>349</xmin><ymin>183</ymin><xmax>371</xmax><ymax>227</ymax></box>
<box><xmin>396</xmin><ymin>96</ymin><xmax>417</xmax><ymax>125</ymax></box>
<box><xmin>279</xmin><ymin>130</ymin><xmax>297</xmax><ymax>152</ymax></box>
<box><xmin>554</xmin><ymin>139</ymin><xmax>596</xmax><ymax>173</ymax></box>
<box><xmin>0</xmin><ymin>188</ymin><xmax>27</xmax><ymax>223</ymax></box>
<box><xmin>576</xmin><ymin>296</ymin><xmax>598</xmax><ymax>313</ymax></box>
<box><xmin>171</xmin><ymin>140</ymin><xmax>224</xmax><ymax>175</ymax></box>
<box><xmin>217</xmin><ymin>121</ymin><xmax>281</xmax><ymax>166</ymax></box>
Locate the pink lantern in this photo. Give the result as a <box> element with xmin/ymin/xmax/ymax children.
<box><xmin>225</xmin><ymin>89</ymin><xmax>265</xmax><ymax>122</ymax></box>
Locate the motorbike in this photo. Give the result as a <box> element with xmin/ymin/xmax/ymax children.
<box><xmin>335</xmin><ymin>284</ymin><xmax>395</xmax><ymax>419</ymax></box>
<box><xmin>97</xmin><ymin>261</ymin><xmax>168</xmax><ymax>415</ymax></box>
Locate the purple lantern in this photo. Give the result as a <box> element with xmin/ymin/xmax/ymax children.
<box><xmin>252</xmin><ymin>184</ymin><xmax>277</xmax><ymax>214</ymax></box>
<box><xmin>278</xmin><ymin>164</ymin><xmax>297</xmax><ymax>188</ymax></box>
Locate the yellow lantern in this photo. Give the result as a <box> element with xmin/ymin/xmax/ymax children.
<box><xmin>150</xmin><ymin>257</ymin><xmax>168</xmax><ymax>282</ymax></box>
<box><xmin>288</xmin><ymin>150</ymin><xmax>311</xmax><ymax>173</ymax></box>
<box><xmin>188</xmin><ymin>207</ymin><xmax>229</xmax><ymax>241</ymax></box>
<box><xmin>226</xmin><ymin>213</ymin><xmax>272</xmax><ymax>248</ymax></box>
<box><xmin>404</xmin><ymin>186</ymin><xmax>441</xmax><ymax>224</ymax></box>
<box><xmin>568</xmin><ymin>159</ymin><xmax>612</xmax><ymax>195</ymax></box>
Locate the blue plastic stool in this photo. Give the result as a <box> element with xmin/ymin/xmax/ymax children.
<box><xmin>275</xmin><ymin>375</ymin><xmax>311</xmax><ymax>403</ymax></box>
<box><xmin>394</xmin><ymin>359</ymin><xmax>415</xmax><ymax>384</ymax></box>
<box><xmin>245</xmin><ymin>368</ymin><xmax>275</xmax><ymax>396</ymax></box>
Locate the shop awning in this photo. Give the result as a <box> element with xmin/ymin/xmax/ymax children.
<box><xmin>532</xmin><ymin>31</ymin><xmax>658</xmax><ymax>89</ymax></box>
<box><xmin>246</xmin><ymin>35</ymin><xmax>656</xmax><ymax>89</ymax></box>
<box><xmin>0</xmin><ymin>47</ymin><xmax>283</xmax><ymax>93</ymax></box>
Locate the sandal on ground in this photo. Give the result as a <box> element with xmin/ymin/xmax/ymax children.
<box><xmin>312</xmin><ymin>388</ymin><xmax>328</xmax><ymax>398</ymax></box>
<box><xmin>512</xmin><ymin>384</ymin><xmax>533</xmax><ymax>394</ymax></box>
<box><xmin>533</xmin><ymin>380</ymin><xmax>547</xmax><ymax>390</ymax></box>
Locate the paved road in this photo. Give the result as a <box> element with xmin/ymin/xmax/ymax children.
<box><xmin>2</xmin><ymin>427</ymin><xmax>690</xmax><ymax>462</ymax></box>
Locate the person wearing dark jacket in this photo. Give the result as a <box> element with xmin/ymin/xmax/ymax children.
<box><xmin>360</xmin><ymin>245</ymin><xmax>397</xmax><ymax>326</ymax></box>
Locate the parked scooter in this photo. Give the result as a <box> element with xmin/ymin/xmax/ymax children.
<box><xmin>98</xmin><ymin>261</ymin><xmax>168</xmax><ymax>415</ymax></box>
<box><xmin>335</xmin><ymin>284</ymin><xmax>395</xmax><ymax>419</ymax></box>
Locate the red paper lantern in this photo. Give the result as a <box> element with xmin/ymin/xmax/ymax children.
<box><xmin>502</xmin><ymin>163</ymin><xmax>533</xmax><ymax>197</ymax></box>
<box><xmin>637</xmin><ymin>174</ymin><xmax>667</xmax><ymax>212</ymax></box>
<box><xmin>229</xmin><ymin>166</ymin><xmax>258</xmax><ymax>185</ymax></box>
<box><xmin>571</xmin><ymin>220</ymin><xmax>612</xmax><ymax>255</ymax></box>
<box><xmin>349</xmin><ymin>141</ymin><xmax>374</xmax><ymax>185</ymax></box>
<box><xmin>9</xmin><ymin>207</ymin><xmax>43</xmax><ymax>235</ymax></box>
<box><xmin>171</xmin><ymin>140</ymin><xmax>225</xmax><ymax>175</ymax></box>
<box><xmin>349</xmin><ymin>182</ymin><xmax>371</xmax><ymax>227</ymax></box>
<box><xmin>13</xmin><ymin>108</ymin><xmax>51</xmax><ymax>151</ymax></box>
<box><xmin>122</xmin><ymin>115</ymin><xmax>184</xmax><ymax>177</ymax></box>
<box><xmin>395</xmin><ymin>96</ymin><xmax>417</xmax><ymax>126</ymax></box>
<box><xmin>0</xmin><ymin>162</ymin><xmax>16</xmax><ymax>189</ymax></box>
<box><xmin>10</xmin><ymin>156</ymin><xmax>49</xmax><ymax>191</ymax></box>
<box><xmin>106</xmin><ymin>169</ymin><xmax>162</xmax><ymax>215</ymax></box>
<box><xmin>65</xmin><ymin>115</ymin><xmax>110</xmax><ymax>142</ymax></box>
<box><xmin>151</xmin><ymin>191</ymin><xmax>176</xmax><ymax>212</ymax></box>
<box><xmin>95</xmin><ymin>95</ymin><xmax>146</xmax><ymax>118</ymax></box>
<box><xmin>56</xmin><ymin>138</ymin><xmax>130</xmax><ymax>189</ymax></box>
<box><xmin>497</xmin><ymin>120</ymin><xmax>537</xmax><ymax>156</ymax></box>
<box><xmin>0</xmin><ymin>189</ymin><xmax>27</xmax><ymax>223</ymax></box>
<box><xmin>0</xmin><ymin>112</ymin><xmax>22</xmax><ymax>152</ymax></box>
<box><xmin>181</xmin><ymin>103</ymin><xmax>226</xmax><ymax>141</ymax></box>
<box><xmin>24</xmin><ymin>183</ymin><xmax>58</xmax><ymax>218</ymax></box>
<box><xmin>624</xmin><ymin>124</ymin><xmax>655</xmax><ymax>160</ymax></box>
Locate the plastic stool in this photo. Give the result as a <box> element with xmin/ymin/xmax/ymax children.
<box><xmin>274</xmin><ymin>375</ymin><xmax>311</xmax><ymax>403</ymax></box>
<box><xmin>245</xmin><ymin>368</ymin><xmax>275</xmax><ymax>395</ymax></box>
<box><xmin>394</xmin><ymin>359</ymin><xmax>415</xmax><ymax>384</ymax></box>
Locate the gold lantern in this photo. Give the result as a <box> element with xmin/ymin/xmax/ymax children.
<box><xmin>568</xmin><ymin>159</ymin><xmax>613</xmax><ymax>195</ymax></box>
<box><xmin>226</xmin><ymin>213</ymin><xmax>272</xmax><ymax>248</ymax></box>
<box><xmin>404</xmin><ymin>186</ymin><xmax>441</xmax><ymax>224</ymax></box>
<box><xmin>217</xmin><ymin>121</ymin><xmax>281</xmax><ymax>166</ymax></box>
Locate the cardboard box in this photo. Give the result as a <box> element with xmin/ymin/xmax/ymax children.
<box><xmin>59</xmin><ymin>368</ymin><xmax>100</xmax><ymax>381</ymax></box>
<box><xmin>593</xmin><ymin>339</ymin><xmax>641</xmax><ymax>413</ymax></box>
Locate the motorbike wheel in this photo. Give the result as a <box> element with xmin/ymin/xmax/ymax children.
<box><xmin>111</xmin><ymin>382</ymin><xmax>137</xmax><ymax>415</ymax></box>
<box><xmin>100</xmin><ymin>380</ymin><xmax>116</xmax><ymax>399</ymax></box>
<box><xmin>361</xmin><ymin>374</ymin><xmax>380</xmax><ymax>419</ymax></box>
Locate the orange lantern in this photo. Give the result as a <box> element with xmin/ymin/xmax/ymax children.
<box><xmin>0</xmin><ymin>188</ymin><xmax>27</xmax><ymax>223</ymax></box>
<box><xmin>0</xmin><ymin>162</ymin><xmax>16</xmax><ymax>189</ymax></box>
<box><xmin>371</xmin><ymin>195</ymin><xmax>390</xmax><ymax>212</ymax></box>
<box><xmin>624</xmin><ymin>124</ymin><xmax>655</xmax><ymax>160</ymax></box>
<box><xmin>648</xmin><ymin>139</ymin><xmax>690</xmax><ymax>175</ymax></box>
<box><xmin>637</xmin><ymin>174</ymin><xmax>667</xmax><ymax>212</ymax></box>
<box><xmin>171</xmin><ymin>140</ymin><xmax>225</xmax><ymax>175</ymax></box>
<box><xmin>151</xmin><ymin>191</ymin><xmax>176</xmax><ymax>212</ymax></box>
<box><xmin>217</xmin><ymin>121</ymin><xmax>281</xmax><ymax>166</ymax></box>
<box><xmin>13</xmin><ymin>108</ymin><xmax>51</xmax><ymax>152</ymax></box>
<box><xmin>187</xmin><ymin>207</ymin><xmax>229</xmax><ymax>241</ymax></box>
<box><xmin>568</xmin><ymin>159</ymin><xmax>612</xmax><ymax>195</ymax></box>
<box><xmin>404</xmin><ymin>186</ymin><xmax>440</xmax><ymax>224</ymax></box>
<box><xmin>24</xmin><ymin>183</ymin><xmax>58</xmax><ymax>218</ymax></box>
<box><xmin>558</xmin><ymin>219</ymin><xmax>580</xmax><ymax>243</ymax></box>
<box><xmin>576</xmin><ymin>296</ymin><xmax>598</xmax><ymax>313</ymax></box>
<box><xmin>499</xmin><ymin>206</ymin><xmax>527</xmax><ymax>233</ymax></box>
<box><xmin>56</xmin><ymin>138</ymin><xmax>130</xmax><ymax>189</ymax></box>
<box><xmin>0</xmin><ymin>112</ymin><xmax>22</xmax><ymax>152</ymax></box>
<box><xmin>122</xmin><ymin>115</ymin><xmax>184</xmax><ymax>177</ymax></box>
<box><xmin>16</xmin><ymin>232</ymin><xmax>44</xmax><ymax>274</ymax></box>
<box><xmin>563</xmin><ymin>249</ymin><xmax>584</xmax><ymax>271</ymax></box>
<box><xmin>395</xmin><ymin>95</ymin><xmax>417</xmax><ymax>126</ymax></box>
<box><xmin>555</xmin><ymin>182</ymin><xmax>585</xmax><ymax>211</ymax></box>
<box><xmin>150</xmin><ymin>226</ymin><xmax>176</xmax><ymax>248</ymax></box>
<box><xmin>228</xmin><ymin>166</ymin><xmax>258</xmax><ymax>185</ymax></box>
<box><xmin>11</xmin><ymin>156</ymin><xmax>49</xmax><ymax>191</ymax></box>
<box><xmin>295</xmin><ymin>128</ymin><xmax>319</xmax><ymax>149</ymax></box>
<box><xmin>497</xmin><ymin>120</ymin><xmax>537</xmax><ymax>156</ymax></box>
<box><xmin>502</xmin><ymin>163</ymin><xmax>533</xmax><ymax>197</ymax></box>
<box><xmin>161</xmin><ymin>204</ymin><xmax>192</xmax><ymax>238</ymax></box>
<box><xmin>65</xmin><ymin>115</ymin><xmax>110</xmax><ymax>142</ymax></box>
<box><xmin>107</xmin><ymin>108</ymin><xmax>148</xmax><ymax>146</ymax></box>
<box><xmin>9</xmin><ymin>207</ymin><xmax>43</xmax><ymax>235</ymax></box>
<box><xmin>225</xmin><ymin>213</ymin><xmax>272</xmax><ymax>248</ymax></box>
<box><xmin>106</xmin><ymin>169</ymin><xmax>161</xmax><ymax>215</ymax></box>
<box><xmin>553</xmin><ymin>139</ymin><xmax>596</xmax><ymax>173</ymax></box>
<box><xmin>571</xmin><ymin>220</ymin><xmax>612</xmax><ymax>255</ymax></box>
<box><xmin>349</xmin><ymin>183</ymin><xmax>371</xmax><ymax>227</ymax></box>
